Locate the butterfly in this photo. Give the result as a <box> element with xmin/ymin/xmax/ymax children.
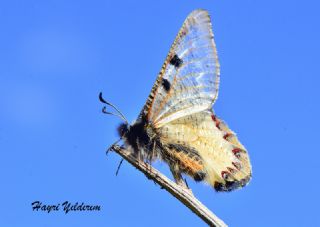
<box><xmin>100</xmin><ymin>9</ymin><xmax>252</xmax><ymax>192</ymax></box>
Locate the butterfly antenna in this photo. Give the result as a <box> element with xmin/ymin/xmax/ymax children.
<box><xmin>102</xmin><ymin>107</ymin><xmax>127</xmax><ymax>122</ymax></box>
<box><xmin>99</xmin><ymin>92</ymin><xmax>128</xmax><ymax>124</ymax></box>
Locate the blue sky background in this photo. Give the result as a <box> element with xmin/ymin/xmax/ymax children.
<box><xmin>1</xmin><ymin>0</ymin><xmax>319</xmax><ymax>226</ymax></box>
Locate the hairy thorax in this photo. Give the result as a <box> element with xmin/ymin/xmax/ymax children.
<box><xmin>118</xmin><ymin>117</ymin><xmax>159</xmax><ymax>161</ymax></box>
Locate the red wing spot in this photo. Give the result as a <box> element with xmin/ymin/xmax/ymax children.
<box><xmin>211</xmin><ymin>114</ymin><xmax>221</xmax><ymax>129</ymax></box>
<box><xmin>232</xmin><ymin>148</ymin><xmax>242</xmax><ymax>159</ymax></box>
<box><xmin>223</xmin><ymin>133</ymin><xmax>232</xmax><ymax>141</ymax></box>
<box><xmin>227</xmin><ymin>167</ymin><xmax>237</xmax><ymax>174</ymax></box>
<box><xmin>215</xmin><ymin>121</ymin><xmax>221</xmax><ymax>130</ymax></box>
<box><xmin>232</xmin><ymin>162</ymin><xmax>242</xmax><ymax>170</ymax></box>
<box><xmin>221</xmin><ymin>171</ymin><xmax>230</xmax><ymax>180</ymax></box>
<box><xmin>181</xmin><ymin>29</ymin><xmax>187</xmax><ymax>37</ymax></box>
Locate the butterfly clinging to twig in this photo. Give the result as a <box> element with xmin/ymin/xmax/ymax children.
<box><xmin>100</xmin><ymin>9</ymin><xmax>252</xmax><ymax>192</ymax></box>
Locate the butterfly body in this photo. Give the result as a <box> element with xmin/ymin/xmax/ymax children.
<box><xmin>118</xmin><ymin>118</ymin><xmax>207</xmax><ymax>184</ymax></box>
<box><xmin>117</xmin><ymin>116</ymin><xmax>158</xmax><ymax>161</ymax></box>
<box><xmin>113</xmin><ymin>9</ymin><xmax>252</xmax><ymax>192</ymax></box>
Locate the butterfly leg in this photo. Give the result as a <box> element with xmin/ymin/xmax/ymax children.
<box><xmin>106</xmin><ymin>138</ymin><xmax>121</xmax><ymax>155</ymax></box>
<box><xmin>169</xmin><ymin>163</ymin><xmax>189</xmax><ymax>189</ymax></box>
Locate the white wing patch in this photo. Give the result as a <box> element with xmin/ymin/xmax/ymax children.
<box><xmin>141</xmin><ymin>10</ymin><xmax>220</xmax><ymax>128</ymax></box>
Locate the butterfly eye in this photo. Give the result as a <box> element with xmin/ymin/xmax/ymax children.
<box><xmin>221</xmin><ymin>171</ymin><xmax>230</xmax><ymax>180</ymax></box>
<box><xmin>117</xmin><ymin>123</ymin><xmax>129</xmax><ymax>137</ymax></box>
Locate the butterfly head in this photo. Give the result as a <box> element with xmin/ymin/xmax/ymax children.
<box><xmin>117</xmin><ymin>122</ymin><xmax>130</xmax><ymax>138</ymax></box>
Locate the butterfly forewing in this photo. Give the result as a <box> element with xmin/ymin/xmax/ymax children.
<box><xmin>140</xmin><ymin>10</ymin><xmax>220</xmax><ymax>128</ymax></box>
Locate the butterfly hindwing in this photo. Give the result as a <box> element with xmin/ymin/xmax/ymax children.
<box><xmin>159</xmin><ymin>111</ymin><xmax>252</xmax><ymax>191</ymax></box>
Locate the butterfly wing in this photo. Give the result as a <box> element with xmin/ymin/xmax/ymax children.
<box><xmin>140</xmin><ymin>9</ymin><xmax>220</xmax><ymax>128</ymax></box>
<box><xmin>139</xmin><ymin>9</ymin><xmax>251</xmax><ymax>191</ymax></box>
<box><xmin>159</xmin><ymin>111</ymin><xmax>252</xmax><ymax>191</ymax></box>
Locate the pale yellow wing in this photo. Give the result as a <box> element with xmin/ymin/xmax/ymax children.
<box><xmin>159</xmin><ymin>110</ymin><xmax>252</xmax><ymax>191</ymax></box>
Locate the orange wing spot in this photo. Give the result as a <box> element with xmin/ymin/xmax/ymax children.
<box><xmin>174</xmin><ymin>152</ymin><xmax>203</xmax><ymax>174</ymax></box>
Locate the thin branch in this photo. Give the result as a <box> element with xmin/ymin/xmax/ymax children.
<box><xmin>110</xmin><ymin>145</ymin><xmax>227</xmax><ymax>227</ymax></box>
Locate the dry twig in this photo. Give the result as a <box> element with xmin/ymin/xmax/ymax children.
<box><xmin>110</xmin><ymin>145</ymin><xmax>227</xmax><ymax>227</ymax></box>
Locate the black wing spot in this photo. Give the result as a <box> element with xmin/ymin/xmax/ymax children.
<box><xmin>169</xmin><ymin>54</ymin><xmax>183</xmax><ymax>68</ymax></box>
<box><xmin>194</xmin><ymin>171</ymin><xmax>206</xmax><ymax>182</ymax></box>
<box><xmin>162</xmin><ymin>78</ymin><xmax>171</xmax><ymax>92</ymax></box>
<box><xmin>214</xmin><ymin>176</ymin><xmax>251</xmax><ymax>192</ymax></box>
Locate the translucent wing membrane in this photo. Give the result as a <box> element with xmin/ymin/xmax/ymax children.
<box><xmin>140</xmin><ymin>10</ymin><xmax>220</xmax><ymax>128</ymax></box>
